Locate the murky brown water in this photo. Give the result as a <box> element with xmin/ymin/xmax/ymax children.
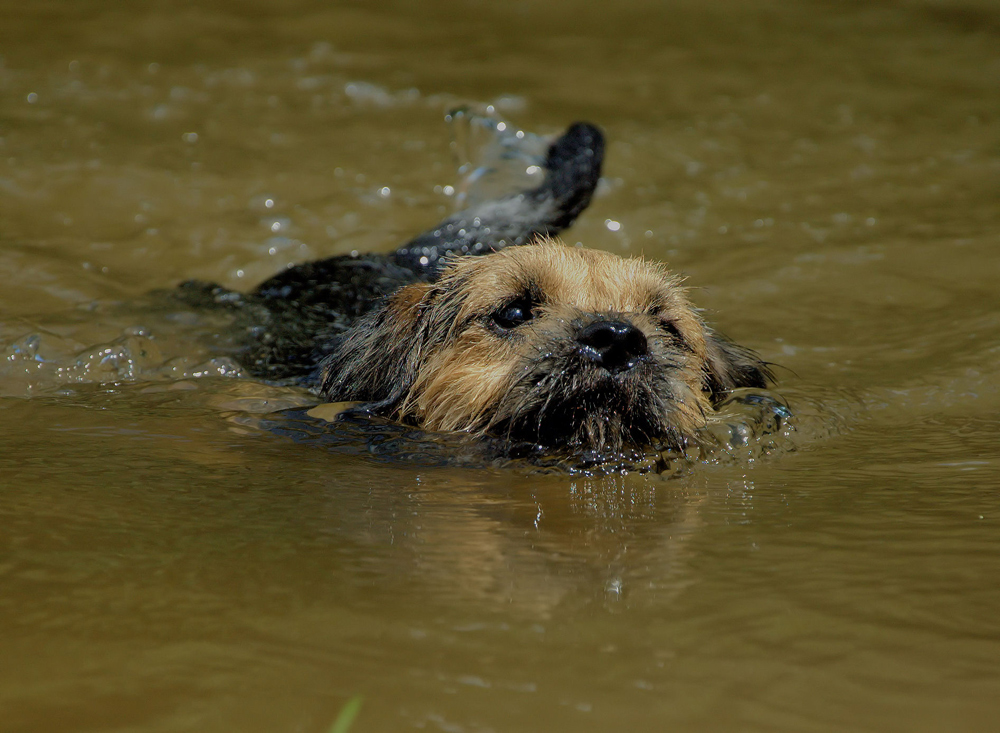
<box><xmin>3</xmin><ymin>0</ymin><xmax>1000</xmax><ymax>730</ymax></box>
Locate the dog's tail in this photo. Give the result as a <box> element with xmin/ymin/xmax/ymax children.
<box><xmin>173</xmin><ymin>121</ymin><xmax>605</xmax><ymax>382</ymax></box>
<box><xmin>391</xmin><ymin>122</ymin><xmax>605</xmax><ymax>273</ymax></box>
<box><xmin>534</xmin><ymin>122</ymin><xmax>606</xmax><ymax>230</ymax></box>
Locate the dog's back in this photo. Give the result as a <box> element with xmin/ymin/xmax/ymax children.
<box><xmin>176</xmin><ymin>122</ymin><xmax>605</xmax><ymax>383</ymax></box>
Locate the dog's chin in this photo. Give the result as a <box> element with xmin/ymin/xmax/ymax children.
<box><xmin>492</xmin><ymin>360</ymin><xmax>690</xmax><ymax>455</ymax></box>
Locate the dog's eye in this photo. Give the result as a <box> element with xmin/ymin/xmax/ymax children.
<box><xmin>491</xmin><ymin>298</ymin><xmax>535</xmax><ymax>329</ymax></box>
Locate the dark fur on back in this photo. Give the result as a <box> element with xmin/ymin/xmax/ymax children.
<box><xmin>178</xmin><ymin>122</ymin><xmax>605</xmax><ymax>382</ymax></box>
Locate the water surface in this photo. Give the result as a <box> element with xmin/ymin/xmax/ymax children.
<box><xmin>2</xmin><ymin>1</ymin><xmax>1000</xmax><ymax>731</ymax></box>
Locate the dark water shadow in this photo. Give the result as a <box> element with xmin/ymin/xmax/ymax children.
<box><xmin>247</xmin><ymin>389</ymin><xmax>799</xmax><ymax>477</ymax></box>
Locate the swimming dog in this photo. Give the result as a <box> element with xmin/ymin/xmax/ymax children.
<box><xmin>181</xmin><ymin>122</ymin><xmax>770</xmax><ymax>455</ymax></box>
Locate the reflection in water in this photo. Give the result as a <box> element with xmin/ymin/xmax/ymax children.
<box><xmin>362</xmin><ymin>471</ymin><xmax>708</xmax><ymax>617</ymax></box>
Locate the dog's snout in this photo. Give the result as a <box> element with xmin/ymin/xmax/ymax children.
<box><xmin>577</xmin><ymin>320</ymin><xmax>648</xmax><ymax>372</ymax></box>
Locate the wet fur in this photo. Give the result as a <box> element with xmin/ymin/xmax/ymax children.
<box><xmin>179</xmin><ymin>120</ymin><xmax>771</xmax><ymax>454</ymax></box>
<box><xmin>178</xmin><ymin>122</ymin><xmax>605</xmax><ymax>382</ymax></box>
<box><xmin>320</xmin><ymin>241</ymin><xmax>771</xmax><ymax>453</ymax></box>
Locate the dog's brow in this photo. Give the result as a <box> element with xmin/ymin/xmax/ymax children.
<box><xmin>496</xmin><ymin>274</ymin><xmax>544</xmax><ymax>305</ymax></box>
<box><xmin>646</xmin><ymin>288</ymin><xmax>672</xmax><ymax>313</ymax></box>
<box><xmin>583</xmin><ymin>264</ymin><xmax>663</xmax><ymax>313</ymax></box>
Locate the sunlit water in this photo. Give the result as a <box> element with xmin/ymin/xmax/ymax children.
<box><xmin>2</xmin><ymin>1</ymin><xmax>1000</xmax><ymax>731</ymax></box>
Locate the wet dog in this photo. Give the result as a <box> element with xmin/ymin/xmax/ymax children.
<box><xmin>320</xmin><ymin>240</ymin><xmax>770</xmax><ymax>454</ymax></box>
<box><xmin>181</xmin><ymin>121</ymin><xmax>771</xmax><ymax>457</ymax></box>
<box><xmin>181</xmin><ymin>122</ymin><xmax>606</xmax><ymax>381</ymax></box>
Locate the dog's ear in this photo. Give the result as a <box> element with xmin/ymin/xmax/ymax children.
<box><xmin>701</xmin><ymin>328</ymin><xmax>773</xmax><ymax>404</ymax></box>
<box><xmin>319</xmin><ymin>282</ymin><xmax>433</xmax><ymax>412</ymax></box>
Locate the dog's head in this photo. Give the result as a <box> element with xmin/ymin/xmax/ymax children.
<box><xmin>320</xmin><ymin>240</ymin><xmax>770</xmax><ymax>453</ymax></box>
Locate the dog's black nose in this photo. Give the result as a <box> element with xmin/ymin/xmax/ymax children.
<box><xmin>577</xmin><ymin>320</ymin><xmax>648</xmax><ymax>372</ymax></box>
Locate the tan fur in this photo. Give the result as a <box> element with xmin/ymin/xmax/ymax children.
<box><xmin>321</xmin><ymin>238</ymin><xmax>770</xmax><ymax>453</ymax></box>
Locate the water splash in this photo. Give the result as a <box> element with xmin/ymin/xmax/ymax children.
<box><xmin>0</xmin><ymin>302</ymin><xmax>246</xmax><ymax>397</ymax></box>
<box><xmin>446</xmin><ymin>106</ymin><xmax>549</xmax><ymax>210</ymax></box>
